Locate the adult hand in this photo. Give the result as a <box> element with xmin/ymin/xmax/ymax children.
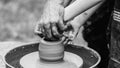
<box><xmin>64</xmin><ymin>20</ymin><xmax>88</xmax><ymax>47</ymax></box>
<box><xmin>35</xmin><ymin>2</ymin><xmax>66</xmax><ymax>40</ymax></box>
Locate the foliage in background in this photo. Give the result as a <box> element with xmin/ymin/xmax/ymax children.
<box><xmin>0</xmin><ymin>0</ymin><xmax>45</xmax><ymax>42</ymax></box>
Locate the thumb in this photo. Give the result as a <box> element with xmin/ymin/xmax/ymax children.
<box><xmin>68</xmin><ymin>26</ymin><xmax>79</xmax><ymax>40</ymax></box>
<box><xmin>72</xmin><ymin>26</ymin><xmax>88</xmax><ymax>47</ymax></box>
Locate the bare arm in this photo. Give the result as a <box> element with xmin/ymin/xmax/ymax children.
<box><xmin>71</xmin><ymin>0</ymin><xmax>105</xmax><ymax>27</ymax></box>
<box><xmin>64</xmin><ymin>0</ymin><xmax>102</xmax><ymax>21</ymax></box>
<box><xmin>35</xmin><ymin>0</ymin><xmax>103</xmax><ymax>40</ymax></box>
<box><xmin>63</xmin><ymin>0</ymin><xmax>73</xmax><ymax>7</ymax></box>
<box><xmin>45</xmin><ymin>0</ymin><xmax>71</xmax><ymax>7</ymax></box>
<box><xmin>67</xmin><ymin>0</ymin><xmax>105</xmax><ymax>46</ymax></box>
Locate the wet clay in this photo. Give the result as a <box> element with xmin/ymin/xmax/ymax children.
<box><xmin>20</xmin><ymin>51</ymin><xmax>83</xmax><ymax>68</ymax></box>
<box><xmin>38</xmin><ymin>39</ymin><xmax>64</xmax><ymax>61</ymax></box>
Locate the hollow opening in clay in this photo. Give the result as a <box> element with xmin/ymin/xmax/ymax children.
<box><xmin>43</xmin><ymin>36</ymin><xmax>61</xmax><ymax>42</ymax></box>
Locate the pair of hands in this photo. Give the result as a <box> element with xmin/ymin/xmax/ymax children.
<box><xmin>34</xmin><ymin>3</ymin><xmax>87</xmax><ymax>46</ymax></box>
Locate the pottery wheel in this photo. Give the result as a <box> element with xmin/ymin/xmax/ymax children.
<box><xmin>20</xmin><ymin>51</ymin><xmax>83</xmax><ymax>68</ymax></box>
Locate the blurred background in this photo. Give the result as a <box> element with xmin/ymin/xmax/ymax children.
<box><xmin>0</xmin><ymin>0</ymin><xmax>46</xmax><ymax>42</ymax></box>
<box><xmin>0</xmin><ymin>0</ymin><xmax>115</xmax><ymax>68</ymax></box>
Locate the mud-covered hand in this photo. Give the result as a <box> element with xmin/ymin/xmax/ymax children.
<box><xmin>34</xmin><ymin>1</ymin><xmax>66</xmax><ymax>40</ymax></box>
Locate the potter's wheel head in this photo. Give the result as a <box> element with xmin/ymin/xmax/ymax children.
<box><xmin>20</xmin><ymin>51</ymin><xmax>83</xmax><ymax>68</ymax></box>
<box><xmin>3</xmin><ymin>43</ymin><xmax>101</xmax><ymax>68</ymax></box>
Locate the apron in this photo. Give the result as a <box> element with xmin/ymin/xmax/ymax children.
<box><xmin>83</xmin><ymin>0</ymin><xmax>114</xmax><ymax>67</ymax></box>
<box><xmin>108</xmin><ymin>0</ymin><xmax>120</xmax><ymax>68</ymax></box>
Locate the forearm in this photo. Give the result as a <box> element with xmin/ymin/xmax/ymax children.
<box><xmin>41</xmin><ymin>0</ymin><xmax>72</xmax><ymax>21</ymax></box>
<box><xmin>71</xmin><ymin>0</ymin><xmax>105</xmax><ymax>27</ymax></box>
<box><xmin>41</xmin><ymin>0</ymin><xmax>65</xmax><ymax>19</ymax></box>
<box><xmin>69</xmin><ymin>1</ymin><xmax>104</xmax><ymax>27</ymax></box>
<box><xmin>46</xmin><ymin>0</ymin><xmax>64</xmax><ymax>4</ymax></box>
<box><xmin>64</xmin><ymin>0</ymin><xmax>102</xmax><ymax>21</ymax></box>
<box><xmin>44</xmin><ymin>0</ymin><xmax>64</xmax><ymax>10</ymax></box>
<box><xmin>45</xmin><ymin>0</ymin><xmax>72</xmax><ymax>8</ymax></box>
<box><xmin>63</xmin><ymin>0</ymin><xmax>73</xmax><ymax>7</ymax></box>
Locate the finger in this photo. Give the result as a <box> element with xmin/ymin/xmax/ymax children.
<box><xmin>62</xmin><ymin>28</ymin><xmax>74</xmax><ymax>40</ymax></box>
<box><xmin>34</xmin><ymin>21</ymin><xmax>43</xmax><ymax>34</ymax></box>
<box><xmin>70</xmin><ymin>26</ymin><xmax>80</xmax><ymax>40</ymax></box>
<box><xmin>68</xmin><ymin>31</ymin><xmax>74</xmax><ymax>40</ymax></box>
<box><xmin>34</xmin><ymin>22</ymin><xmax>45</xmax><ymax>38</ymax></box>
<box><xmin>43</xmin><ymin>23</ymin><xmax>52</xmax><ymax>38</ymax></box>
<box><xmin>51</xmin><ymin>23</ymin><xmax>61</xmax><ymax>38</ymax></box>
<box><xmin>39</xmin><ymin>25</ymin><xmax>45</xmax><ymax>38</ymax></box>
<box><xmin>70</xmin><ymin>31</ymin><xmax>78</xmax><ymax>40</ymax></box>
<box><xmin>68</xmin><ymin>41</ymin><xmax>73</xmax><ymax>45</ymax></box>
<box><xmin>63</xmin><ymin>31</ymin><xmax>70</xmax><ymax>38</ymax></box>
<box><xmin>57</xmin><ymin>16</ymin><xmax>67</xmax><ymax>31</ymax></box>
<box><xmin>63</xmin><ymin>38</ymin><xmax>69</xmax><ymax>45</ymax></box>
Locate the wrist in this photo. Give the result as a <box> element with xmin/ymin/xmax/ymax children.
<box><xmin>47</xmin><ymin>0</ymin><xmax>64</xmax><ymax>5</ymax></box>
<box><xmin>44</xmin><ymin>0</ymin><xmax>64</xmax><ymax>10</ymax></box>
<box><xmin>43</xmin><ymin>0</ymin><xmax>64</xmax><ymax>16</ymax></box>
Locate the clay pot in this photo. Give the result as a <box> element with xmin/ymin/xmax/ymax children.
<box><xmin>38</xmin><ymin>39</ymin><xmax>64</xmax><ymax>62</ymax></box>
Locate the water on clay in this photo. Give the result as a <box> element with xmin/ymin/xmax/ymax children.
<box><xmin>20</xmin><ymin>51</ymin><xmax>83</xmax><ymax>68</ymax></box>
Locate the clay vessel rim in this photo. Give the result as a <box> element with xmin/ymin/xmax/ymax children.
<box><xmin>40</xmin><ymin>38</ymin><xmax>64</xmax><ymax>45</ymax></box>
